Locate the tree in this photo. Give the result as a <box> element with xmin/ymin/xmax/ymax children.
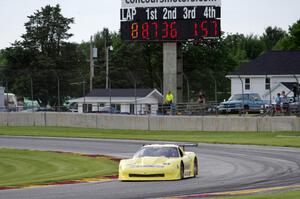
<box><xmin>274</xmin><ymin>19</ymin><xmax>300</xmax><ymax>50</ymax></box>
<box><xmin>22</xmin><ymin>4</ymin><xmax>74</xmax><ymax>56</ymax></box>
<box><xmin>0</xmin><ymin>50</ymin><xmax>6</xmax><ymax>69</ymax></box>
<box><xmin>224</xmin><ymin>33</ymin><xmax>265</xmax><ymax>63</ymax></box>
<box><xmin>109</xmin><ymin>35</ymin><xmax>163</xmax><ymax>90</ymax></box>
<box><xmin>224</xmin><ymin>34</ymin><xmax>248</xmax><ymax>64</ymax></box>
<box><xmin>289</xmin><ymin>19</ymin><xmax>300</xmax><ymax>49</ymax></box>
<box><xmin>261</xmin><ymin>26</ymin><xmax>286</xmax><ymax>51</ymax></box>
<box><xmin>242</xmin><ymin>35</ymin><xmax>265</xmax><ymax>60</ymax></box>
<box><xmin>2</xmin><ymin>4</ymin><xmax>85</xmax><ymax>107</ymax></box>
<box><xmin>82</xmin><ymin>29</ymin><xmax>163</xmax><ymax>91</ymax></box>
<box><xmin>183</xmin><ymin>39</ymin><xmax>238</xmax><ymax>102</ymax></box>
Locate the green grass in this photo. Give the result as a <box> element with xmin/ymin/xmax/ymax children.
<box><xmin>0</xmin><ymin>148</ymin><xmax>118</xmax><ymax>187</ymax></box>
<box><xmin>0</xmin><ymin>126</ymin><xmax>300</xmax><ymax>148</ymax></box>
<box><xmin>215</xmin><ymin>190</ymin><xmax>300</xmax><ymax>199</ymax></box>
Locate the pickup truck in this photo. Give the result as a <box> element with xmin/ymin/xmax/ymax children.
<box><xmin>218</xmin><ymin>93</ymin><xmax>266</xmax><ymax>113</ymax></box>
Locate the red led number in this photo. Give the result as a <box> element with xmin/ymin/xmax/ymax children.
<box><xmin>212</xmin><ymin>20</ymin><xmax>218</xmax><ymax>37</ymax></box>
<box><xmin>142</xmin><ymin>23</ymin><xmax>149</xmax><ymax>39</ymax></box>
<box><xmin>131</xmin><ymin>23</ymin><xmax>138</xmax><ymax>39</ymax></box>
<box><xmin>194</xmin><ymin>23</ymin><xmax>199</xmax><ymax>37</ymax></box>
<box><xmin>130</xmin><ymin>21</ymin><xmax>179</xmax><ymax>40</ymax></box>
<box><xmin>162</xmin><ymin>21</ymin><xmax>177</xmax><ymax>39</ymax></box>
<box><xmin>170</xmin><ymin>22</ymin><xmax>177</xmax><ymax>39</ymax></box>
<box><xmin>194</xmin><ymin>20</ymin><xmax>219</xmax><ymax>38</ymax></box>
<box><xmin>201</xmin><ymin>21</ymin><xmax>208</xmax><ymax>37</ymax></box>
<box><xmin>162</xmin><ymin>21</ymin><xmax>169</xmax><ymax>39</ymax></box>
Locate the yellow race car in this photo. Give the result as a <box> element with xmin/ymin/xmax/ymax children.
<box><xmin>119</xmin><ymin>144</ymin><xmax>198</xmax><ymax>181</ymax></box>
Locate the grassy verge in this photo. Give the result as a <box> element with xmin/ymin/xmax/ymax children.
<box><xmin>215</xmin><ymin>190</ymin><xmax>300</xmax><ymax>199</ymax></box>
<box><xmin>0</xmin><ymin>148</ymin><xmax>118</xmax><ymax>188</ymax></box>
<box><xmin>1</xmin><ymin>126</ymin><xmax>300</xmax><ymax>148</ymax></box>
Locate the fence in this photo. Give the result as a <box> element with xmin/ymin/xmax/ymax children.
<box><xmin>0</xmin><ymin>100</ymin><xmax>299</xmax><ymax>117</ymax></box>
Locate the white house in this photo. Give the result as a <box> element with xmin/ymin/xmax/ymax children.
<box><xmin>68</xmin><ymin>88</ymin><xmax>163</xmax><ymax>114</ymax></box>
<box><xmin>227</xmin><ymin>51</ymin><xmax>300</xmax><ymax>103</ymax></box>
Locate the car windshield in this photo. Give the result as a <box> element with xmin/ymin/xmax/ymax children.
<box><xmin>229</xmin><ymin>94</ymin><xmax>249</xmax><ymax>101</ymax></box>
<box><xmin>133</xmin><ymin>147</ymin><xmax>180</xmax><ymax>158</ymax></box>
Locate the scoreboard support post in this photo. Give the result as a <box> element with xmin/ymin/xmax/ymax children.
<box><xmin>163</xmin><ymin>43</ymin><xmax>183</xmax><ymax>103</ymax></box>
<box><xmin>163</xmin><ymin>43</ymin><xmax>177</xmax><ymax>103</ymax></box>
<box><xmin>177</xmin><ymin>43</ymin><xmax>183</xmax><ymax>103</ymax></box>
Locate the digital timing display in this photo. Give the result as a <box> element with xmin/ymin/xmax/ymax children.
<box><xmin>120</xmin><ymin>6</ymin><xmax>221</xmax><ymax>41</ymax></box>
<box><xmin>121</xmin><ymin>19</ymin><xmax>220</xmax><ymax>41</ymax></box>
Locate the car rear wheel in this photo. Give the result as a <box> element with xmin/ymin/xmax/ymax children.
<box><xmin>193</xmin><ymin>158</ymin><xmax>198</xmax><ymax>177</ymax></box>
<box><xmin>180</xmin><ymin>163</ymin><xmax>184</xmax><ymax>179</ymax></box>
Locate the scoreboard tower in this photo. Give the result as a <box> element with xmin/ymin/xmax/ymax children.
<box><xmin>121</xmin><ymin>0</ymin><xmax>221</xmax><ymax>103</ymax></box>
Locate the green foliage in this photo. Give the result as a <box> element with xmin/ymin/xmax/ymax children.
<box><xmin>261</xmin><ymin>26</ymin><xmax>286</xmax><ymax>51</ymax></box>
<box><xmin>274</xmin><ymin>19</ymin><xmax>300</xmax><ymax>50</ymax></box>
<box><xmin>289</xmin><ymin>19</ymin><xmax>300</xmax><ymax>48</ymax></box>
<box><xmin>82</xmin><ymin>29</ymin><xmax>163</xmax><ymax>91</ymax></box>
<box><xmin>243</xmin><ymin>35</ymin><xmax>265</xmax><ymax>59</ymax></box>
<box><xmin>183</xmin><ymin>39</ymin><xmax>238</xmax><ymax>101</ymax></box>
<box><xmin>224</xmin><ymin>34</ymin><xmax>248</xmax><ymax>63</ymax></box>
<box><xmin>1</xmin><ymin>127</ymin><xmax>300</xmax><ymax>148</ymax></box>
<box><xmin>0</xmin><ymin>51</ymin><xmax>7</xmax><ymax>68</ymax></box>
<box><xmin>216</xmin><ymin>190</ymin><xmax>300</xmax><ymax>199</ymax></box>
<box><xmin>1</xmin><ymin>4</ymin><xmax>86</xmax><ymax>106</ymax></box>
<box><xmin>22</xmin><ymin>4</ymin><xmax>74</xmax><ymax>56</ymax></box>
<box><xmin>110</xmin><ymin>38</ymin><xmax>163</xmax><ymax>90</ymax></box>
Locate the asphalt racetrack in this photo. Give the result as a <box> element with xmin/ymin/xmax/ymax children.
<box><xmin>0</xmin><ymin>136</ymin><xmax>300</xmax><ymax>199</ymax></box>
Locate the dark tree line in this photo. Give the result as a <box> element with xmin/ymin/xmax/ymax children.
<box><xmin>0</xmin><ymin>4</ymin><xmax>299</xmax><ymax>106</ymax></box>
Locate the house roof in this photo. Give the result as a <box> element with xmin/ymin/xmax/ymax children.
<box><xmin>86</xmin><ymin>89</ymin><xmax>160</xmax><ymax>98</ymax></box>
<box><xmin>281</xmin><ymin>82</ymin><xmax>300</xmax><ymax>91</ymax></box>
<box><xmin>230</xmin><ymin>51</ymin><xmax>300</xmax><ymax>76</ymax></box>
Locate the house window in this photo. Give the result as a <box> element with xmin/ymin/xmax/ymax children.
<box><xmin>115</xmin><ymin>104</ymin><xmax>121</xmax><ymax>111</ymax></box>
<box><xmin>130</xmin><ymin>104</ymin><xmax>135</xmax><ymax>114</ymax></box>
<box><xmin>83</xmin><ymin>104</ymin><xmax>92</xmax><ymax>113</ymax></box>
<box><xmin>245</xmin><ymin>78</ymin><xmax>250</xmax><ymax>90</ymax></box>
<box><xmin>265</xmin><ymin>78</ymin><xmax>271</xmax><ymax>90</ymax></box>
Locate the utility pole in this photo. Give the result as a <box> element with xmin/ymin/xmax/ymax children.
<box><xmin>105</xmin><ymin>39</ymin><xmax>113</xmax><ymax>89</ymax></box>
<box><xmin>90</xmin><ymin>36</ymin><xmax>94</xmax><ymax>91</ymax></box>
<box><xmin>105</xmin><ymin>44</ymin><xmax>109</xmax><ymax>89</ymax></box>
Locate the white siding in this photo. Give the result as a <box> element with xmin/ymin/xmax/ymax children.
<box><xmin>70</xmin><ymin>91</ymin><xmax>163</xmax><ymax>114</ymax></box>
<box><xmin>230</xmin><ymin>75</ymin><xmax>300</xmax><ymax>103</ymax></box>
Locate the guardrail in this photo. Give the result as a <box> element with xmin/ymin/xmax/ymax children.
<box><xmin>0</xmin><ymin>112</ymin><xmax>299</xmax><ymax>132</ymax></box>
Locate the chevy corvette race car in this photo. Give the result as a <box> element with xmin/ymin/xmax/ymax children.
<box><xmin>119</xmin><ymin>144</ymin><xmax>198</xmax><ymax>181</ymax></box>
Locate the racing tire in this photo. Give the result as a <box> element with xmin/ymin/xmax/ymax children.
<box><xmin>180</xmin><ymin>162</ymin><xmax>184</xmax><ymax>179</ymax></box>
<box><xmin>193</xmin><ymin>158</ymin><xmax>198</xmax><ymax>177</ymax></box>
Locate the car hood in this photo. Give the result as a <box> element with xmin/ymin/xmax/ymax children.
<box><xmin>121</xmin><ymin>156</ymin><xmax>177</xmax><ymax>167</ymax></box>
<box><xmin>221</xmin><ymin>100</ymin><xmax>242</xmax><ymax>105</ymax></box>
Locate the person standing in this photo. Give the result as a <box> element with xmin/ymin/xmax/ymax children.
<box><xmin>197</xmin><ymin>91</ymin><xmax>206</xmax><ymax>104</ymax></box>
<box><xmin>281</xmin><ymin>91</ymin><xmax>289</xmax><ymax>112</ymax></box>
<box><xmin>275</xmin><ymin>93</ymin><xmax>281</xmax><ymax>112</ymax></box>
<box><xmin>165</xmin><ymin>91</ymin><xmax>175</xmax><ymax>115</ymax></box>
<box><xmin>166</xmin><ymin>91</ymin><xmax>174</xmax><ymax>105</ymax></box>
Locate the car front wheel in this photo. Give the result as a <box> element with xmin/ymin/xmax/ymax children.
<box><xmin>193</xmin><ymin>158</ymin><xmax>198</xmax><ymax>177</ymax></box>
<box><xmin>180</xmin><ymin>163</ymin><xmax>184</xmax><ymax>179</ymax></box>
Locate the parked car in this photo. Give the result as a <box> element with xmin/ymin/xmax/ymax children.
<box><xmin>218</xmin><ymin>93</ymin><xmax>266</xmax><ymax>113</ymax></box>
<box><xmin>289</xmin><ymin>99</ymin><xmax>300</xmax><ymax>113</ymax></box>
